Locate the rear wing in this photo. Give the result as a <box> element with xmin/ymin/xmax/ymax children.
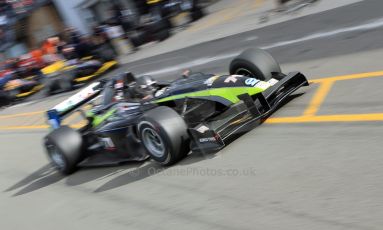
<box><xmin>47</xmin><ymin>82</ymin><xmax>103</xmax><ymax>129</ymax></box>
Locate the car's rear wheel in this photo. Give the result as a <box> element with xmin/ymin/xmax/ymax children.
<box><xmin>129</xmin><ymin>30</ymin><xmax>148</xmax><ymax>48</ymax></box>
<box><xmin>190</xmin><ymin>7</ymin><xmax>204</xmax><ymax>21</ymax></box>
<box><xmin>0</xmin><ymin>91</ymin><xmax>12</xmax><ymax>106</ymax></box>
<box><xmin>230</xmin><ymin>48</ymin><xmax>281</xmax><ymax>81</ymax></box>
<box><xmin>44</xmin><ymin>126</ymin><xmax>84</xmax><ymax>175</ymax></box>
<box><xmin>8</xmin><ymin>88</ymin><xmax>20</xmax><ymax>99</ymax></box>
<box><xmin>96</xmin><ymin>47</ymin><xmax>116</xmax><ymax>62</ymax></box>
<box><xmin>59</xmin><ymin>76</ymin><xmax>74</xmax><ymax>92</ymax></box>
<box><xmin>138</xmin><ymin>107</ymin><xmax>190</xmax><ymax>166</ymax></box>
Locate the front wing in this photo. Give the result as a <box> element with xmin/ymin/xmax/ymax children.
<box><xmin>189</xmin><ymin>72</ymin><xmax>309</xmax><ymax>152</ymax></box>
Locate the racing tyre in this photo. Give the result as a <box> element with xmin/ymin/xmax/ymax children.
<box><xmin>230</xmin><ymin>48</ymin><xmax>281</xmax><ymax>81</ymax></box>
<box><xmin>7</xmin><ymin>89</ymin><xmax>20</xmax><ymax>100</ymax></box>
<box><xmin>59</xmin><ymin>77</ymin><xmax>74</xmax><ymax>92</ymax></box>
<box><xmin>42</xmin><ymin>80</ymin><xmax>54</xmax><ymax>96</ymax></box>
<box><xmin>129</xmin><ymin>30</ymin><xmax>148</xmax><ymax>48</ymax></box>
<box><xmin>96</xmin><ymin>48</ymin><xmax>115</xmax><ymax>62</ymax></box>
<box><xmin>155</xmin><ymin>29</ymin><xmax>171</xmax><ymax>41</ymax></box>
<box><xmin>0</xmin><ymin>91</ymin><xmax>12</xmax><ymax>106</ymax></box>
<box><xmin>44</xmin><ymin>126</ymin><xmax>84</xmax><ymax>175</ymax></box>
<box><xmin>162</xmin><ymin>17</ymin><xmax>173</xmax><ymax>29</ymax></box>
<box><xmin>190</xmin><ymin>7</ymin><xmax>204</xmax><ymax>21</ymax></box>
<box><xmin>138</xmin><ymin>106</ymin><xmax>190</xmax><ymax>166</ymax></box>
<box><xmin>150</xmin><ymin>18</ymin><xmax>172</xmax><ymax>32</ymax></box>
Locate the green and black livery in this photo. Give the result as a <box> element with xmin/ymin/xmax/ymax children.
<box><xmin>44</xmin><ymin>48</ymin><xmax>309</xmax><ymax>175</ymax></box>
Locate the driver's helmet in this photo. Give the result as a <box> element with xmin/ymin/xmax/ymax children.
<box><xmin>133</xmin><ymin>75</ymin><xmax>158</xmax><ymax>99</ymax></box>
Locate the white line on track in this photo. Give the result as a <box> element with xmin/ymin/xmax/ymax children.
<box><xmin>261</xmin><ymin>17</ymin><xmax>383</xmax><ymax>49</ymax></box>
<box><xmin>143</xmin><ymin>17</ymin><xmax>383</xmax><ymax>76</ymax></box>
<box><xmin>6</xmin><ymin>101</ymin><xmax>35</xmax><ymax>109</ymax></box>
<box><xmin>245</xmin><ymin>36</ymin><xmax>259</xmax><ymax>42</ymax></box>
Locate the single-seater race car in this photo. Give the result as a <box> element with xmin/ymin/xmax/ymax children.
<box><xmin>43</xmin><ymin>48</ymin><xmax>309</xmax><ymax>174</ymax></box>
<box><xmin>2</xmin><ymin>77</ymin><xmax>42</xmax><ymax>100</ymax></box>
<box><xmin>16</xmin><ymin>53</ymin><xmax>46</xmax><ymax>81</ymax></box>
<box><xmin>0</xmin><ymin>59</ymin><xmax>44</xmax><ymax>104</ymax></box>
<box><xmin>0</xmin><ymin>71</ymin><xmax>43</xmax><ymax>104</ymax></box>
<box><xmin>41</xmin><ymin>51</ymin><xmax>118</xmax><ymax>95</ymax></box>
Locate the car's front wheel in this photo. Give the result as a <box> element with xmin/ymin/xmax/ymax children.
<box><xmin>44</xmin><ymin>126</ymin><xmax>84</xmax><ymax>175</ymax></box>
<box><xmin>230</xmin><ymin>48</ymin><xmax>281</xmax><ymax>81</ymax></box>
<box><xmin>138</xmin><ymin>107</ymin><xmax>190</xmax><ymax>166</ymax></box>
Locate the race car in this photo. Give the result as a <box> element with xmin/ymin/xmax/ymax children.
<box><xmin>161</xmin><ymin>0</ymin><xmax>205</xmax><ymax>21</ymax></box>
<box><xmin>148</xmin><ymin>0</ymin><xmax>205</xmax><ymax>22</ymax></box>
<box><xmin>0</xmin><ymin>68</ymin><xmax>43</xmax><ymax>103</ymax></box>
<box><xmin>41</xmin><ymin>52</ymin><xmax>118</xmax><ymax>95</ymax></box>
<box><xmin>128</xmin><ymin>17</ymin><xmax>172</xmax><ymax>48</ymax></box>
<box><xmin>43</xmin><ymin>48</ymin><xmax>309</xmax><ymax>174</ymax></box>
<box><xmin>128</xmin><ymin>0</ymin><xmax>205</xmax><ymax>48</ymax></box>
<box><xmin>0</xmin><ymin>71</ymin><xmax>14</xmax><ymax>106</ymax></box>
<box><xmin>3</xmin><ymin>78</ymin><xmax>43</xmax><ymax>100</ymax></box>
<box><xmin>16</xmin><ymin>52</ymin><xmax>46</xmax><ymax>81</ymax></box>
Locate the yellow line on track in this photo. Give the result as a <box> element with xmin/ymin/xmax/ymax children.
<box><xmin>62</xmin><ymin>113</ymin><xmax>81</xmax><ymax>126</ymax></box>
<box><xmin>0</xmin><ymin>122</ymin><xmax>86</xmax><ymax>130</ymax></box>
<box><xmin>253</xmin><ymin>0</ymin><xmax>264</xmax><ymax>10</ymax></box>
<box><xmin>266</xmin><ymin>113</ymin><xmax>383</xmax><ymax>124</ymax></box>
<box><xmin>311</xmin><ymin>70</ymin><xmax>383</xmax><ymax>83</ymax></box>
<box><xmin>71</xmin><ymin>122</ymin><xmax>86</xmax><ymax>129</ymax></box>
<box><xmin>303</xmin><ymin>80</ymin><xmax>334</xmax><ymax>117</ymax></box>
<box><xmin>0</xmin><ymin>125</ymin><xmax>49</xmax><ymax>130</ymax></box>
<box><xmin>0</xmin><ymin>110</ymin><xmax>44</xmax><ymax>119</ymax></box>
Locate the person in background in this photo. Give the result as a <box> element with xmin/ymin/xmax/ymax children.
<box><xmin>91</xmin><ymin>24</ymin><xmax>118</xmax><ymax>57</ymax></box>
<box><xmin>63</xmin><ymin>27</ymin><xmax>81</xmax><ymax>45</ymax></box>
<box><xmin>147</xmin><ymin>0</ymin><xmax>163</xmax><ymax>21</ymax></box>
<box><xmin>20</xmin><ymin>49</ymin><xmax>45</xmax><ymax>82</ymax></box>
<box><xmin>61</xmin><ymin>44</ymin><xmax>78</xmax><ymax>60</ymax></box>
<box><xmin>109</xmin><ymin>4</ymin><xmax>124</xmax><ymax>29</ymax></box>
<box><xmin>76</xmin><ymin>35</ymin><xmax>96</xmax><ymax>58</ymax></box>
<box><xmin>30</xmin><ymin>49</ymin><xmax>44</xmax><ymax>68</ymax></box>
<box><xmin>41</xmin><ymin>37</ymin><xmax>63</xmax><ymax>64</ymax></box>
<box><xmin>42</xmin><ymin>37</ymin><xmax>59</xmax><ymax>55</ymax></box>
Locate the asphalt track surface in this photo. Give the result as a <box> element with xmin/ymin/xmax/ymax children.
<box><xmin>2</xmin><ymin>1</ymin><xmax>383</xmax><ymax>229</ymax></box>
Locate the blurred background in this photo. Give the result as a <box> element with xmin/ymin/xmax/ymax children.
<box><xmin>2</xmin><ymin>0</ymin><xmax>383</xmax><ymax>230</ymax></box>
<box><xmin>0</xmin><ymin>0</ymin><xmax>215</xmax><ymax>59</ymax></box>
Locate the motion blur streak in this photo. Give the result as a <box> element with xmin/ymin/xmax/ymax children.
<box><xmin>261</xmin><ymin>17</ymin><xmax>383</xmax><ymax>49</ymax></box>
<box><xmin>143</xmin><ymin>17</ymin><xmax>383</xmax><ymax>76</ymax></box>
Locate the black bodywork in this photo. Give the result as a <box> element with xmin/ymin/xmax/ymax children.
<box><xmin>47</xmin><ymin>71</ymin><xmax>308</xmax><ymax>166</ymax></box>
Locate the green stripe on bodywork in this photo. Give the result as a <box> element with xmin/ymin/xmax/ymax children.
<box><xmin>87</xmin><ymin>108</ymin><xmax>117</xmax><ymax>127</ymax></box>
<box><xmin>154</xmin><ymin>87</ymin><xmax>265</xmax><ymax>104</ymax></box>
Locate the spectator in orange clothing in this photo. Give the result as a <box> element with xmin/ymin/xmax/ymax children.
<box><xmin>30</xmin><ymin>49</ymin><xmax>44</xmax><ymax>68</ymax></box>
<box><xmin>42</xmin><ymin>37</ymin><xmax>60</xmax><ymax>55</ymax></box>
<box><xmin>41</xmin><ymin>37</ymin><xmax>64</xmax><ymax>64</ymax></box>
